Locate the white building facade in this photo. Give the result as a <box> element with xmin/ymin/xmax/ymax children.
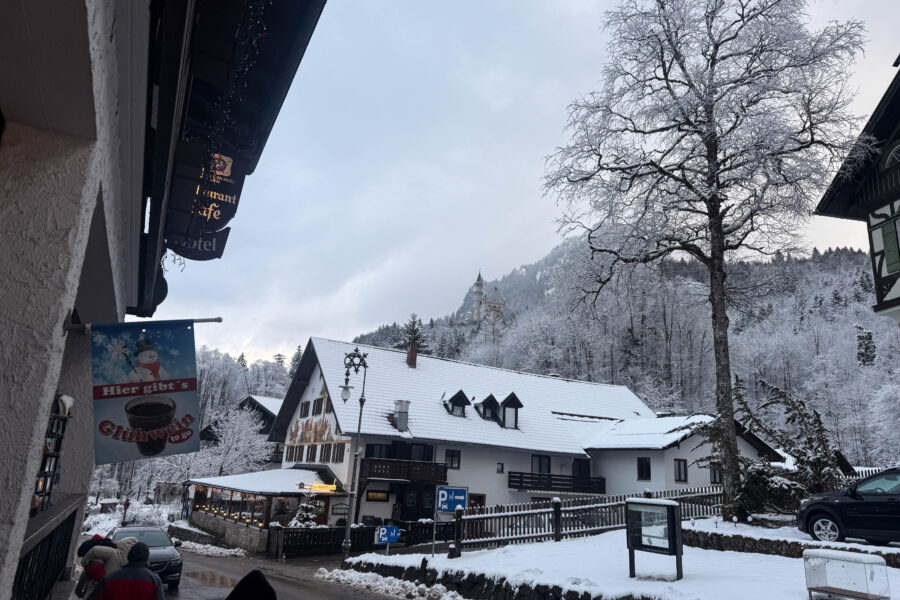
<box><xmin>271</xmin><ymin>338</ymin><xmax>780</xmax><ymax>526</ymax></box>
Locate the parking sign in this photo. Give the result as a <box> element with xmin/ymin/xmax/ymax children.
<box><xmin>375</xmin><ymin>525</ymin><xmax>401</xmax><ymax>544</ymax></box>
<box><xmin>436</xmin><ymin>487</ymin><xmax>467</xmax><ymax>512</ymax></box>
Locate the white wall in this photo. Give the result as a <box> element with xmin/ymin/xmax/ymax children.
<box><xmin>280</xmin><ymin>364</ymin><xmax>352</xmax><ymax>483</ymax></box>
<box><xmin>0</xmin><ymin>1</ymin><xmax>139</xmax><ymax>592</ymax></box>
<box><xmin>434</xmin><ymin>443</ymin><xmax>577</xmax><ymax>506</ymax></box>
<box><xmin>590</xmin><ymin>434</ymin><xmax>766</xmax><ymax>495</ymax></box>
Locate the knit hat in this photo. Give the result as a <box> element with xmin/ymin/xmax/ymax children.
<box><xmin>127</xmin><ymin>542</ymin><xmax>150</xmax><ymax>565</ymax></box>
<box><xmin>85</xmin><ymin>562</ymin><xmax>106</xmax><ymax>581</ymax></box>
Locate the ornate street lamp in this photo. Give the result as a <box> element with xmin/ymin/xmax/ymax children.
<box><xmin>338</xmin><ymin>347</ymin><xmax>367</xmax><ymax>560</ymax></box>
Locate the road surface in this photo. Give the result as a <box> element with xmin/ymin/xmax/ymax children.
<box><xmin>165</xmin><ymin>550</ymin><xmax>386</xmax><ymax>599</ymax></box>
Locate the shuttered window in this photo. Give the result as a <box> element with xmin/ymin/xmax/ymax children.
<box><xmin>881</xmin><ymin>219</ymin><xmax>900</xmax><ymax>274</ymax></box>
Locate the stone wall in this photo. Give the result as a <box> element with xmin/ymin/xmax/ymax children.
<box><xmin>166</xmin><ymin>525</ymin><xmax>217</xmax><ymax>546</ymax></box>
<box><xmin>345</xmin><ymin>559</ymin><xmax>657</xmax><ymax>600</ymax></box>
<box><xmin>682</xmin><ymin>529</ymin><xmax>900</xmax><ymax>568</ymax></box>
<box><xmin>188</xmin><ymin>511</ymin><xmax>268</xmax><ymax>552</ymax></box>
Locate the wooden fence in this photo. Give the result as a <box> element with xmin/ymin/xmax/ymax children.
<box><xmin>457</xmin><ymin>486</ymin><xmax>722</xmax><ymax>550</ymax></box>
<box><xmin>270</xmin><ymin>525</ymin><xmax>375</xmax><ymax>557</ymax></box>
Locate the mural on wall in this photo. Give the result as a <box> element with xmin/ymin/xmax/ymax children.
<box><xmin>289</xmin><ymin>378</ymin><xmax>338</xmax><ymax>446</ymax></box>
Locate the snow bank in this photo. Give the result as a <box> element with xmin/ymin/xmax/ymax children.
<box><xmin>170</xmin><ymin>519</ymin><xmax>208</xmax><ymax>535</ymax></box>
<box><xmin>688</xmin><ymin>518</ymin><xmax>900</xmax><ymax>553</ymax></box>
<box><xmin>179</xmin><ymin>541</ymin><xmax>245</xmax><ymax>557</ymax></box>
<box><xmin>316</xmin><ymin>567</ymin><xmax>469</xmax><ymax>600</ymax></box>
<box><xmin>346</xmin><ymin>529</ymin><xmax>900</xmax><ymax>600</ymax></box>
<box><xmin>82</xmin><ymin>512</ymin><xmax>121</xmax><ymax>537</ymax></box>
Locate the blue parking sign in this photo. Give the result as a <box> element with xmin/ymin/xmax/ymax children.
<box><xmin>375</xmin><ymin>525</ymin><xmax>401</xmax><ymax>544</ymax></box>
<box><xmin>436</xmin><ymin>487</ymin><xmax>467</xmax><ymax>512</ymax></box>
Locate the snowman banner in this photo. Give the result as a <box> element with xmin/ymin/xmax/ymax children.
<box><xmin>91</xmin><ymin>320</ymin><xmax>200</xmax><ymax>465</ymax></box>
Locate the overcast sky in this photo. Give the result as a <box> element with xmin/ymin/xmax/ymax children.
<box><xmin>150</xmin><ymin>0</ymin><xmax>899</xmax><ymax>362</ymax></box>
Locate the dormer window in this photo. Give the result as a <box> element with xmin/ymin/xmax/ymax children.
<box><xmin>501</xmin><ymin>392</ymin><xmax>523</xmax><ymax>429</ymax></box>
<box><xmin>475</xmin><ymin>394</ymin><xmax>501</xmax><ymax>423</ymax></box>
<box><xmin>446</xmin><ymin>390</ymin><xmax>471</xmax><ymax>417</ymax></box>
<box><xmin>503</xmin><ymin>406</ymin><xmax>517</xmax><ymax>428</ymax></box>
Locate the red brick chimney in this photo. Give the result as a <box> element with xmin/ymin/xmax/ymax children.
<box><xmin>406</xmin><ymin>341</ymin><xmax>418</xmax><ymax>368</ymax></box>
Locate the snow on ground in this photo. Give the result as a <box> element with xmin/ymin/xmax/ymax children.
<box><xmin>171</xmin><ymin>519</ymin><xmax>209</xmax><ymax>535</ymax></box>
<box><xmin>346</xmin><ymin>529</ymin><xmax>900</xmax><ymax>600</ymax></box>
<box><xmin>178</xmin><ymin>541</ymin><xmax>246</xmax><ymax>558</ymax></box>
<box><xmin>82</xmin><ymin>511</ymin><xmax>121</xmax><ymax>536</ymax></box>
<box><xmin>689</xmin><ymin>518</ymin><xmax>900</xmax><ymax>552</ymax></box>
<box><xmin>316</xmin><ymin>567</ymin><xmax>470</xmax><ymax>600</ymax></box>
<box><xmin>82</xmin><ymin>499</ymin><xmax>181</xmax><ymax>536</ymax></box>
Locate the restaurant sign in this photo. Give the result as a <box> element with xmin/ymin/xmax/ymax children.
<box><xmin>91</xmin><ymin>320</ymin><xmax>200</xmax><ymax>465</ymax></box>
<box><xmin>172</xmin><ymin>142</ymin><xmax>248</xmax><ymax>233</ymax></box>
<box><xmin>167</xmin><ymin>228</ymin><xmax>230</xmax><ymax>261</ymax></box>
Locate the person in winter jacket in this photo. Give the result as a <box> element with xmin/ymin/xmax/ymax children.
<box><xmin>225</xmin><ymin>569</ymin><xmax>276</xmax><ymax>600</ymax></box>
<box><xmin>75</xmin><ymin>537</ymin><xmax>139</xmax><ymax>598</ymax></box>
<box><xmin>88</xmin><ymin>543</ymin><xmax>164</xmax><ymax>600</ymax></box>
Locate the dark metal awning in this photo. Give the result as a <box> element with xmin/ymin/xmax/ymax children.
<box><xmin>129</xmin><ymin>0</ymin><xmax>326</xmax><ymax>316</ymax></box>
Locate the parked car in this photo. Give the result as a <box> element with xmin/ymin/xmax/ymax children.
<box><xmin>797</xmin><ymin>468</ymin><xmax>900</xmax><ymax>545</ymax></box>
<box><xmin>107</xmin><ymin>526</ymin><xmax>183</xmax><ymax>590</ymax></box>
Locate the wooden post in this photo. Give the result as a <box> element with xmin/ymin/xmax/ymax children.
<box><xmin>448</xmin><ymin>507</ymin><xmax>463</xmax><ymax>558</ymax></box>
<box><xmin>552</xmin><ymin>498</ymin><xmax>562</xmax><ymax>542</ymax></box>
<box><xmin>629</xmin><ymin>548</ymin><xmax>636</xmax><ymax>578</ymax></box>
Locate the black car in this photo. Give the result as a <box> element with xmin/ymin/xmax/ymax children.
<box><xmin>798</xmin><ymin>468</ymin><xmax>900</xmax><ymax>545</ymax></box>
<box><xmin>107</xmin><ymin>526</ymin><xmax>183</xmax><ymax>590</ymax></box>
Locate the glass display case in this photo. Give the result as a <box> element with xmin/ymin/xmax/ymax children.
<box><xmin>626</xmin><ymin>498</ymin><xmax>683</xmax><ymax>580</ymax></box>
<box><xmin>803</xmin><ymin>549</ymin><xmax>890</xmax><ymax>600</ymax></box>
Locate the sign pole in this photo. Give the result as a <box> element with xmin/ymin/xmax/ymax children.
<box><xmin>386</xmin><ymin>541</ymin><xmax>390</xmax><ymax>556</ymax></box>
<box><xmin>431</xmin><ymin>515</ymin><xmax>437</xmax><ymax>557</ymax></box>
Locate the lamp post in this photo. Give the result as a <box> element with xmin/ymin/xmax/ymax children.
<box><xmin>338</xmin><ymin>347</ymin><xmax>368</xmax><ymax>560</ymax></box>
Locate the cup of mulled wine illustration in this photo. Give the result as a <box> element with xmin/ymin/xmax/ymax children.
<box><xmin>128</xmin><ymin>339</ymin><xmax>170</xmax><ymax>382</ymax></box>
<box><xmin>125</xmin><ymin>395</ymin><xmax>176</xmax><ymax>456</ymax></box>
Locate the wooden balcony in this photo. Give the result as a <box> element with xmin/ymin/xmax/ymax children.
<box><xmin>508</xmin><ymin>471</ymin><xmax>606</xmax><ymax>494</ymax></box>
<box><xmin>359</xmin><ymin>458</ymin><xmax>448</xmax><ymax>484</ymax></box>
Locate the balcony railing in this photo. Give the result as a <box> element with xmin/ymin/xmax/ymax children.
<box><xmin>359</xmin><ymin>458</ymin><xmax>448</xmax><ymax>484</ymax></box>
<box><xmin>508</xmin><ymin>471</ymin><xmax>606</xmax><ymax>494</ymax></box>
<box><xmin>13</xmin><ymin>493</ymin><xmax>82</xmax><ymax>600</ymax></box>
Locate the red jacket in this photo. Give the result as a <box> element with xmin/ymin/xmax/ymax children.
<box><xmin>87</xmin><ymin>562</ymin><xmax>164</xmax><ymax>600</ymax></box>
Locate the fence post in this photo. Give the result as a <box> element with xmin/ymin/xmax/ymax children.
<box><xmin>552</xmin><ymin>497</ymin><xmax>562</xmax><ymax>542</ymax></box>
<box><xmin>448</xmin><ymin>507</ymin><xmax>463</xmax><ymax>558</ymax></box>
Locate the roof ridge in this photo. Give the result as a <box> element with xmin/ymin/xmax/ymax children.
<box><xmin>311</xmin><ymin>336</ymin><xmax>636</xmax><ymax>390</ymax></box>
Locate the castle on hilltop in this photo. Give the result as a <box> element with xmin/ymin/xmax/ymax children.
<box><xmin>467</xmin><ymin>272</ymin><xmax>505</xmax><ymax>324</ymax></box>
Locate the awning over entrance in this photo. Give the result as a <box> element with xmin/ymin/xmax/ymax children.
<box><xmin>188</xmin><ymin>468</ymin><xmax>338</xmax><ymax>497</ymax></box>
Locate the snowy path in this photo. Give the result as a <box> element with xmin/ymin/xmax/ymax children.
<box><xmin>348</xmin><ymin>529</ymin><xmax>900</xmax><ymax>600</ymax></box>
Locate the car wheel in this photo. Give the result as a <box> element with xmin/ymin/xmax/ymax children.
<box><xmin>865</xmin><ymin>539</ymin><xmax>891</xmax><ymax>546</ymax></box>
<box><xmin>809</xmin><ymin>514</ymin><xmax>844</xmax><ymax>542</ymax></box>
<box><xmin>167</xmin><ymin>580</ymin><xmax>180</xmax><ymax>591</ymax></box>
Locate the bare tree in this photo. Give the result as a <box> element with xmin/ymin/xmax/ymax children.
<box><xmin>545</xmin><ymin>0</ymin><xmax>868</xmax><ymax>516</ymax></box>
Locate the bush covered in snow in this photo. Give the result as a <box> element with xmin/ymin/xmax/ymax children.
<box><xmin>287</xmin><ymin>495</ymin><xmax>320</xmax><ymax>528</ymax></box>
<box><xmin>316</xmin><ymin>568</ymin><xmax>466</xmax><ymax>600</ymax></box>
<box><xmin>737</xmin><ymin>463</ymin><xmax>807</xmax><ymax>515</ymax></box>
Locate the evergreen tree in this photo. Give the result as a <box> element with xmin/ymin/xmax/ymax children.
<box><xmin>736</xmin><ymin>379</ymin><xmax>842</xmax><ymax>495</ymax></box>
<box><xmin>855</xmin><ymin>325</ymin><xmax>876</xmax><ymax>367</ymax></box>
<box><xmin>273</xmin><ymin>353</ymin><xmax>286</xmax><ymax>367</ymax></box>
<box><xmin>395</xmin><ymin>313</ymin><xmax>432</xmax><ymax>354</ymax></box>
<box><xmin>288</xmin><ymin>345</ymin><xmax>304</xmax><ymax>379</ymax></box>
<box><xmin>288</xmin><ymin>493</ymin><xmax>319</xmax><ymax>528</ymax></box>
<box><xmin>237</xmin><ymin>353</ymin><xmax>247</xmax><ymax>369</ymax></box>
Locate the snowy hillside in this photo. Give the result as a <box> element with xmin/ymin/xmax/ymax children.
<box><xmin>355</xmin><ymin>240</ymin><xmax>899</xmax><ymax>466</ymax></box>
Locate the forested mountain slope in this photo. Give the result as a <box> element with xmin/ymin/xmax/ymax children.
<box><xmin>355</xmin><ymin>241</ymin><xmax>899</xmax><ymax>466</ymax></box>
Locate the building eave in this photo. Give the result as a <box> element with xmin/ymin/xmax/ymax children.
<box><xmin>816</xmin><ymin>67</ymin><xmax>900</xmax><ymax>221</ymax></box>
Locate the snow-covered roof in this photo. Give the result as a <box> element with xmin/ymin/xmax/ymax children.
<box><xmin>189</xmin><ymin>468</ymin><xmax>325</xmax><ymax>496</ymax></box>
<box><xmin>248</xmin><ymin>395</ymin><xmax>284</xmax><ymax>417</ymax></box>
<box><xmin>297</xmin><ymin>338</ymin><xmax>655</xmax><ymax>456</ymax></box>
<box><xmin>558</xmin><ymin>415</ymin><xmax>713</xmax><ymax>450</ymax></box>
